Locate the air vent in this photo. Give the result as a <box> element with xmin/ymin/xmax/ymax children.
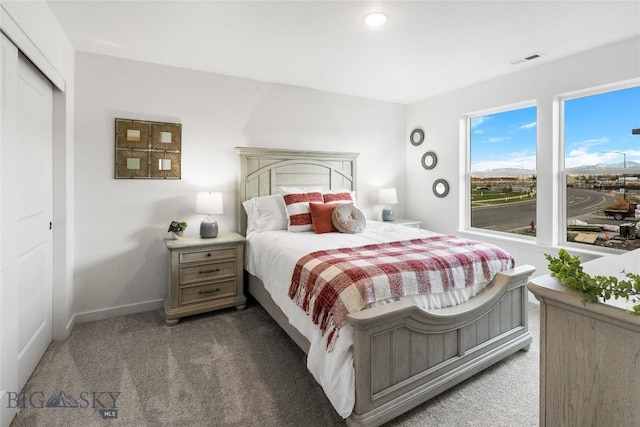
<box><xmin>632</xmin><ymin>128</ymin><xmax>640</xmax><ymax>135</ymax></box>
<box><xmin>509</xmin><ymin>52</ymin><xmax>545</xmax><ymax>65</ymax></box>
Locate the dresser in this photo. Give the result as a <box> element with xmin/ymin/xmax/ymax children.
<box><xmin>164</xmin><ymin>233</ymin><xmax>246</xmax><ymax>325</ymax></box>
<box><xmin>528</xmin><ymin>249</ymin><xmax>640</xmax><ymax>426</ymax></box>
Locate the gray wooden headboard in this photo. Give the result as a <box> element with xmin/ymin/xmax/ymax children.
<box><xmin>235</xmin><ymin>147</ymin><xmax>359</xmax><ymax>235</ymax></box>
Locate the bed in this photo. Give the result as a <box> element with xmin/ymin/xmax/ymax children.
<box><xmin>236</xmin><ymin>147</ymin><xmax>535</xmax><ymax>426</ymax></box>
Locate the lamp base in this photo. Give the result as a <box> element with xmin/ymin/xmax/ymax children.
<box><xmin>382</xmin><ymin>208</ymin><xmax>395</xmax><ymax>221</ymax></box>
<box><xmin>200</xmin><ymin>217</ymin><xmax>219</xmax><ymax>238</ymax></box>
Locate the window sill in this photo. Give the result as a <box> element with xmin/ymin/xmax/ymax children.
<box><xmin>459</xmin><ymin>228</ymin><xmax>629</xmax><ymax>259</ymax></box>
<box><xmin>459</xmin><ymin>228</ymin><xmax>536</xmax><ymax>245</ymax></box>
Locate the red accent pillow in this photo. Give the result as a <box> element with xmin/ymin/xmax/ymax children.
<box><xmin>309</xmin><ymin>203</ymin><xmax>338</xmax><ymax>234</ymax></box>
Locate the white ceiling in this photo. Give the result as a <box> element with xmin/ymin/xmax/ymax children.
<box><xmin>47</xmin><ymin>0</ymin><xmax>640</xmax><ymax>104</ymax></box>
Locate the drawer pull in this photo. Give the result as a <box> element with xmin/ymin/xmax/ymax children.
<box><xmin>199</xmin><ymin>288</ymin><xmax>220</xmax><ymax>295</ymax></box>
<box><xmin>198</xmin><ymin>268</ymin><xmax>220</xmax><ymax>274</ymax></box>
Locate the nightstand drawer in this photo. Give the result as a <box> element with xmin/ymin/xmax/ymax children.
<box><xmin>180</xmin><ymin>280</ymin><xmax>236</xmax><ymax>305</ymax></box>
<box><xmin>180</xmin><ymin>260</ymin><xmax>236</xmax><ymax>285</ymax></box>
<box><xmin>180</xmin><ymin>247</ymin><xmax>236</xmax><ymax>264</ymax></box>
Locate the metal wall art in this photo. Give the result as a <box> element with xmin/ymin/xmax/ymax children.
<box><xmin>410</xmin><ymin>128</ymin><xmax>424</xmax><ymax>146</ymax></box>
<box><xmin>411</xmin><ymin>127</ymin><xmax>448</xmax><ymax>198</ymax></box>
<box><xmin>421</xmin><ymin>151</ymin><xmax>437</xmax><ymax>170</ymax></box>
<box><xmin>433</xmin><ymin>179</ymin><xmax>450</xmax><ymax>198</ymax></box>
<box><xmin>115</xmin><ymin>118</ymin><xmax>181</xmax><ymax>179</ymax></box>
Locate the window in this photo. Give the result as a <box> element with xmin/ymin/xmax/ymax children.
<box><xmin>563</xmin><ymin>85</ymin><xmax>640</xmax><ymax>251</ymax></box>
<box><xmin>468</xmin><ymin>105</ymin><xmax>537</xmax><ymax>236</ymax></box>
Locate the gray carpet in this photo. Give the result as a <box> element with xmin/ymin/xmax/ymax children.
<box><xmin>10</xmin><ymin>301</ymin><xmax>539</xmax><ymax>427</ymax></box>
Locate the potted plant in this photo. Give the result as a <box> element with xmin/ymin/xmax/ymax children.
<box><xmin>168</xmin><ymin>221</ymin><xmax>187</xmax><ymax>239</ymax></box>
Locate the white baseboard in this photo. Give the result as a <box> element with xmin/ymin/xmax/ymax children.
<box><xmin>72</xmin><ymin>299</ymin><xmax>164</xmax><ymax>325</ymax></box>
<box><xmin>62</xmin><ymin>315</ymin><xmax>75</xmax><ymax>338</ymax></box>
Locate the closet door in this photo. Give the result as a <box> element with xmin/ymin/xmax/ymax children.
<box><xmin>0</xmin><ymin>34</ymin><xmax>53</xmax><ymax>397</ymax></box>
<box><xmin>15</xmin><ymin>50</ymin><xmax>53</xmax><ymax>390</ymax></box>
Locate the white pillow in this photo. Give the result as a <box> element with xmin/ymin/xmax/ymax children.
<box><xmin>253</xmin><ymin>194</ymin><xmax>288</xmax><ymax>231</ymax></box>
<box><xmin>242</xmin><ymin>199</ymin><xmax>257</xmax><ymax>234</ymax></box>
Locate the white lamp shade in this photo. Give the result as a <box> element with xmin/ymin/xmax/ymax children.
<box><xmin>378</xmin><ymin>188</ymin><xmax>398</xmax><ymax>205</ymax></box>
<box><xmin>195</xmin><ymin>192</ymin><xmax>223</xmax><ymax>215</ymax></box>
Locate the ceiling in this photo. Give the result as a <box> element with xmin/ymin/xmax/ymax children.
<box><xmin>46</xmin><ymin>1</ymin><xmax>640</xmax><ymax>104</ymax></box>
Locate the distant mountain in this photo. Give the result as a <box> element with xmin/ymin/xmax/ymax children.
<box><xmin>473</xmin><ymin>162</ymin><xmax>640</xmax><ymax>174</ymax></box>
<box><xmin>568</xmin><ymin>161</ymin><xmax>640</xmax><ymax>170</ymax></box>
<box><xmin>470</xmin><ymin>168</ymin><xmax>536</xmax><ymax>175</ymax></box>
<box><xmin>484</xmin><ymin>168</ymin><xmax>533</xmax><ymax>172</ymax></box>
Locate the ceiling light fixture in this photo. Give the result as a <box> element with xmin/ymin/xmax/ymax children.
<box><xmin>363</xmin><ymin>12</ymin><xmax>388</xmax><ymax>27</ymax></box>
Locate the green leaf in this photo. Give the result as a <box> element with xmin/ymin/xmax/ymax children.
<box><xmin>545</xmin><ymin>250</ymin><xmax>640</xmax><ymax>316</ymax></box>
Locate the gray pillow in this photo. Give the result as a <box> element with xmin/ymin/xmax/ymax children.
<box><xmin>332</xmin><ymin>203</ymin><xmax>366</xmax><ymax>233</ymax></box>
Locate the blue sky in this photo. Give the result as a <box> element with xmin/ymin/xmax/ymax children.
<box><xmin>470</xmin><ymin>106</ymin><xmax>537</xmax><ymax>171</ymax></box>
<box><xmin>564</xmin><ymin>86</ymin><xmax>640</xmax><ymax>169</ymax></box>
<box><xmin>470</xmin><ymin>85</ymin><xmax>640</xmax><ymax>172</ymax></box>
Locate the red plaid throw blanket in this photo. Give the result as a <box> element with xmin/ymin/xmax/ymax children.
<box><xmin>288</xmin><ymin>235</ymin><xmax>514</xmax><ymax>349</ymax></box>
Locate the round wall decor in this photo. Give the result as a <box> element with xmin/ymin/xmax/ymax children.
<box><xmin>410</xmin><ymin>128</ymin><xmax>424</xmax><ymax>146</ymax></box>
<box><xmin>433</xmin><ymin>179</ymin><xmax>450</xmax><ymax>198</ymax></box>
<box><xmin>421</xmin><ymin>151</ymin><xmax>437</xmax><ymax>170</ymax></box>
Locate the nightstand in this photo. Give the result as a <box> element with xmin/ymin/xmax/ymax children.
<box><xmin>164</xmin><ymin>233</ymin><xmax>246</xmax><ymax>325</ymax></box>
<box><xmin>386</xmin><ymin>218</ymin><xmax>422</xmax><ymax>228</ymax></box>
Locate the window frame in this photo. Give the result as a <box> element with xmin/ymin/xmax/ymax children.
<box><xmin>464</xmin><ymin>100</ymin><xmax>538</xmax><ymax>239</ymax></box>
<box><xmin>559</xmin><ymin>80</ymin><xmax>640</xmax><ymax>252</ymax></box>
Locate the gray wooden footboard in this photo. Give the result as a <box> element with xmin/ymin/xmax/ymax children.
<box><xmin>247</xmin><ymin>265</ymin><xmax>535</xmax><ymax>426</ymax></box>
<box><xmin>346</xmin><ymin>265</ymin><xmax>535</xmax><ymax>427</ymax></box>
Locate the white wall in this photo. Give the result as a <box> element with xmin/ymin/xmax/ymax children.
<box><xmin>406</xmin><ymin>37</ymin><xmax>640</xmax><ymax>276</ymax></box>
<box><xmin>73</xmin><ymin>52</ymin><xmax>406</xmax><ymax>320</ymax></box>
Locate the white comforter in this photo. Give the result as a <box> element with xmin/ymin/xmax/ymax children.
<box><xmin>244</xmin><ymin>221</ymin><xmax>489</xmax><ymax>418</ymax></box>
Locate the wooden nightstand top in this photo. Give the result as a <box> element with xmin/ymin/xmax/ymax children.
<box><xmin>382</xmin><ymin>218</ymin><xmax>422</xmax><ymax>228</ymax></box>
<box><xmin>165</xmin><ymin>232</ymin><xmax>245</xmax><ymax>250</ymax></box>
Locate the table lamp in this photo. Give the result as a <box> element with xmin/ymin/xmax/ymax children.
<box><xmin>195</xmin><ymin>192</ymin><xmax>223</xmax><ymax>238</ymax></box>
<box><xmin>378</xmin><ymin>188</ymin><xmax>398</xmax><ymax>221</ymax></box>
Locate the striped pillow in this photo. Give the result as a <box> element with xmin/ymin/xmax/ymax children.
<box><xmin>323</xmin><ymin>190</ymin><xmax>356</xmax><ymax>205</ymax></box>
<box><xmin>282</xmin><ymin>190</ymin><xmax>324</xmax><ymax>232</ymax></box>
